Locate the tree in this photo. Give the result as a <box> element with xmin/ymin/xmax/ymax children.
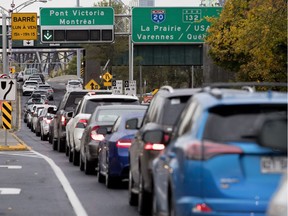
<box><xmin>205</xmin><ymin>0</ymin><xmax>287</xmax><ymax>82</ymax></box>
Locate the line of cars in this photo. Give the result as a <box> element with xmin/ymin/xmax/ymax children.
<box><xmin>22</xmin><ymin>82</ymin><xmax>287</xmax><ymax>216</ymax></box>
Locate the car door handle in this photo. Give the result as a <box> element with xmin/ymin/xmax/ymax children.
<box><xmin>168</xmin><ymin>152</ymin><xmax>176</xmax><ymax>159</ymax></box>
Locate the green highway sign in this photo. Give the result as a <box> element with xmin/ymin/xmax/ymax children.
<box><xmin>40</xmin><ymin>7</ymin><xmax>114</xmax><ymax>43</ymax></box>
<box><xmin>132</xmin><ymin>7</ymin><xmax>222</xmax><ymax>44</ymax></box>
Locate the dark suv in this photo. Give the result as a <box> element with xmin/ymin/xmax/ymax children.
<box><xmin>51</xmin><ymin>90</ymin><xmax>112</xmax><ymax>152</ymax></box>
<box><xmin>128</xmin><ymin>86</ymin><xmax>200</xmax><ymax>215</ymax></box>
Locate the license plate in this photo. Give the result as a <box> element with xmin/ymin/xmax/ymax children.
<box><xmin>261</xmin><ymin>156</ymin><xmax>287</xmax><ymax>173</ymax></box>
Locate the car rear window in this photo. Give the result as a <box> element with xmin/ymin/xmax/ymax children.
<box><xmin>25</xmin><ymin>81</ymin><xmax>38</xmax><ymax>85</ymax></box>
<box><xmin>63</xmin><ymin>92</ymin><xmax>88</xmax><ymax>110</ymax></box>
<box><xmin>95</xmin><ymin>109</ymin><xmax>146</xmax><ymax>124</ymax></box>
<box><xmin>83</xmin><ymin>99</ymin><xmax>140</xmax><ymax>113</ymax></box>
<box><xmin>161</xmin><ymin>96</ymin><xmax>192</xmax><ymax>125</ymax></box>
<box><xmin>69</xmin><ymin>81</ymin><xmax>81</xmax><ymax>85</ymax></box>
<box><xmin>203</xmin><ymin>104</ymin><xmax>287</xmax><ymax>143</ymax></box>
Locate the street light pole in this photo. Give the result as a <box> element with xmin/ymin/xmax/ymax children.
<box><xmin>1</xmin><ymin>0</ymin><xmax>48</xmax><ymax>75</ymax></box>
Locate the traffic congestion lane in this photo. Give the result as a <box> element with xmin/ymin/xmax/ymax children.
<box><xmin>11</xmin><ymin>80</ymin><xmax>139</xmax><ymax>216</ymax></box>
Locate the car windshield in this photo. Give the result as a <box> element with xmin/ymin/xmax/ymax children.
<box><xmin>84</xmin><ymin>99</ymin><xmax>140</xmax><ymax>114</ymax></box>
<box><xmin>203</xmin><ymin>104</ymin><xmax>287</xmax><ymax>143</ymax></box>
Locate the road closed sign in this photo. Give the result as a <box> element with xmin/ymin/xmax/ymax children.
<box><xmin>11</xmin><ymin>13</ymin><xmax>37</xmax><ymax>40</ymax></box>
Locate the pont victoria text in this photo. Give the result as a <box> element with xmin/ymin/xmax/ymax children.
<box><xmin>49</xmin><ymin>9</ymin><xmax>105</xmax><ymax>25</ymax></box>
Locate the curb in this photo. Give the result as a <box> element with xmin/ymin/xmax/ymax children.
<box><xmin>0</xmin><ymin>132</ymin><xmax>30</xmax><ymax>151</ymax></box>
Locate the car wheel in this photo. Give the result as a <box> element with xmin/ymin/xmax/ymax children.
<box><xmin>52</xmin><ymin>133</ymin><xmax>57</xmax><ymax>151</ymax></box>
<box><xmin>73</xmin><ymin>149</ymin><xmax>80</xmax><ymax>166</ymax></box>
<box><xmin>105</xmin><ymin>173</ymin><xmax>115</xmax><ymax>189</ymax></box>
<box><xmin>84</xmin><ymin>157</ymin><xmax>95</xmax><ymax>175</ymax></box>
<box><xmin>43</xmin><ymin>134</ymin><xmax>48</xmax><ymax>141</ymax></box>
<box><xmin>48</xmin><ymin>132</ymin><xmax>52</xmax><ymax>144</ymax></box>
<box><xmin>69</xmin><ymin>147</ymin><xmax>73</xmax><ymax>163</ymax></box>
<box><xmin>168</xmin><ymin>190</ymin><xmax>175</xmax><ymax>216</ymax></box>
<box><xmin>128</xmin><ymin>169</ymin><xmax>138</xmax><ymax>206</ymax></box>
<box><xmin>58</xmin><ymin>138</ymin><xmax>65</xmax><ymax>152</ymax></box>
<box><xmin>97</xmin><ymin>162</ymin><xmax>105</xmax><ymax>183</ymax></box>
<box><xmin>79</xmin><ymin>153</ymin><xmax>84</xmax><ymax>171</ymax></box>
<box><xmin>36</xmin><ymin>129</ymin><xmax>40</xmax><ymax>137</ymax></box>
<box><xmin>65</xmin><ymin>141</ymin><xmax>69</xmax><ymax>157</ymax></box>
<box><xmin>138</xmin><ymin>173</ymin><xmax>152</xmax><ymax>215</ymax></box>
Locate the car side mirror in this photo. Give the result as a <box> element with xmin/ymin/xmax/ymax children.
<box><xmin>66</xmin><ymin>111</ymin><xmax>74</xmax><ymax>118</ymax></box>
<box><xmin>126</xmin><ymin>118</ymin><xmax>138</xmax><ymax>130</ymax></box>
<box><xmin>142</xmin><ymin>130</ymin><xmax>164</xmax><ymax>144</ymax></box>
<box><xmin>257</xmin><ymin>116</ymin><xmax>287</xmax><ymax>151</ymax></box>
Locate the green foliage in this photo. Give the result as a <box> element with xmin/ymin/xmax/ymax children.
<box><xmin>63</xmin><ymin>56</ymin><xmax>77</xmax><ymax>75</ymax></box>
<box><xmin>205</xmin><ymin>0</ymin><xmax>287</xmax><ymax>82</ymax></box>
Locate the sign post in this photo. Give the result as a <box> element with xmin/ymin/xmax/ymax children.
<box><xmin>40</xmin><ymin>7</ymin><xmax>114</xmax><ymax>43</ymax></box>
<box><xmin>132</xmin><ymin>7</ymin><xmax>222</xmax><ymax>44</ymax></box>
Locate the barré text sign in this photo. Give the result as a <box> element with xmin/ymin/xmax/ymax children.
<box><xmin>11</xmin><ymin>13</ymin><xmax>37</xmax><ymax>40</ymax></box>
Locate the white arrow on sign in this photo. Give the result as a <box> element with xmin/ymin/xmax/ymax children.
<box><xmin>44</xmin><ymin>31</ymin><xmax>52</xmax><ymax>40</ymax></box>
<box><xmin>23</xmin><ymin>40</ymin><xmax>34</xmax><ymax>46</ymax></box>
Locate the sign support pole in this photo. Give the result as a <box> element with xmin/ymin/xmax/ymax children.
<box><xmin>2</xmin><ymin>13</ymin><xmax>8</xmax><ymax>75</ymax></box>
<box><xmin>129</xmin><ymin>35</ymin><xmax>133</xmax><ymax>80</ymax></box>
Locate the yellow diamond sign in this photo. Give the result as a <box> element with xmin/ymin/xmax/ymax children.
<box><xmin>102</xmin><ymin>72</ymin><xmax>112</xmax><ymax>82</ymax></box>
<box><xmin>85</xmin><ymin>79</ymin><xmax>100</xmax><ymax>90</ymax></box>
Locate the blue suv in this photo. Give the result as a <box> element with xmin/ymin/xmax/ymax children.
<box><xmin>151</xmin><ymin>88</ymin><xmax>287</xmax><ymax>216</ymax></box>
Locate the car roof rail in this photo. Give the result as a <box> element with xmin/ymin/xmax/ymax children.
<box><xmin>159</xmin><ymin>85</ymin><xmax>174</xmax><ymax>93</ymax></box>
<box><xmin>203</xmin><ymin>82</ymin><xmax>287</xmax><ymax>90</ymax></box>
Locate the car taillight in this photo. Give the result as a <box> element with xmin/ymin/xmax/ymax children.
<box><xmin>192</xmin><ymin>203</ymin><xmax>212</xmax><ymax>213</ymax></box>
<box><xmin>90</xmin><ymin>126</ymin><xmax>105</xmax><ymax>141</ymax></box>
<box><xmin>44</xmin><ymin>118</ymin><xmax>51</xmax><ymax>124</ymax></box>
<box><xmin>61</xmin><ymin>115</ymin><xmax>66</xmax><ymax>126</ymax></box>
<box><xmin>144</xmin><ymin>143</ymin><xmax>165</xmax><ymax>151</ymax></box>
<box><xmin>116</xmin><ymin>139</ymin><xmax>132</xmax><ymax>148</ymax></box>
<box><xmin>185</xmin><ymin>140</ymin><xmax>243</xmax><ymax>160</ymax></box>
<box><xmin>76</xmin><ymin>119</ymin><xmax>88</xmax><ymax>128</ymax></box>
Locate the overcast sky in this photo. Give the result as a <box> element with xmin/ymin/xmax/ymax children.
<box><xmin>0</xmin><ymin>0</ymin><xmax>201</xmax><ymax>14</ymax></box>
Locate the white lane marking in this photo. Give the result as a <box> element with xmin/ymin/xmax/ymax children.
<box><xmin>31</xmin><ymin>150</ymin><xmax>88</xmax><ymax>216</ymax></box>
<box><xmin>0</xmin><ymin>152</ymin><xmax>41</xmax><ymax>158</ymax></box>
<box><xmin>0</xmin><ymin>165</ymin><xmax>22</xmax><ymax>169</ymax></box>
<box><xmin>0</xmin><ymin>188</ymin><xmax>21</xmax><ymax>195</ymax></box>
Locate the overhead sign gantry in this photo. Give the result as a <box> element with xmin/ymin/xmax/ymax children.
<box><xmin>132</xmin><ymin>7</ymin><xmax>222</xmax><ymax>44</ymax></box>
<box><xmin>40</xmin><ymin>7</ymin><xmax>114</xmax><ymax>43</ymax></box>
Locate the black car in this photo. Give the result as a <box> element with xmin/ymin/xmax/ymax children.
<box><xmin>51</xmin><ymin>90</ymin><xmax>112</xmax><ymax>152</ymax></box>
<box><xmin>128</xmin><ymin>86</ymin><xmax>200</xmax><ymax>215</ymax></box>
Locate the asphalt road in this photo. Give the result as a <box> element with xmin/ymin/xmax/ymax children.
<box><xmin>0</xmin><ymin>78</ymin><xmax>139</xmax><ymax>216</ymax></box>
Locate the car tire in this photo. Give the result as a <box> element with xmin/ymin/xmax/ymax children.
<box><xmin>42</xmin><ymin>134</ymin><xmax>48</xmax><ymax>141</ymax></box>
<box><xmin>52</xmin><ymin>133</ymin><xmax>58</xmax><ymax>151</ymax></box>
<box><xmin>36</xmin><ymin>130</ymin><xmax>40</xmax><ymax>137</ymax></box>
<box><xmin>128</xmin><ymin>170</ymin><xmax>138</xmax><ymax>206</ymax></box>
<box><xmin>79</xmin><ymin>153</ymin><xmax>84</xmax><ymax>171</ymax></box>
<box><xmin>97</xmin><ymin>162</ymin><xmax>105</xmax><ymax>183</ymax></box>
<box><xmin>58</xmin><ymin>138</ymin><xmax>65</xmax><ymax>152</ymax></box>
<box><xmin>65</xmin><ymin>141</ymin><xmax>69</xmax><ymax>157</ymax></box>
<box><xmin>105</xmin><ymin>173</ymin><xmax>115</xmax><ymax>189</ymax></box>
<box><xmin>73</xmin><ymin>149</ymin><xmax>80</xmax><ymax>166</ymax></box>
<box><xmin>138</xmin><ymin>173</ymin><xmax>152</xmax><ymax>215</ymax></box>
<box><xmin>69</xmin><ymin>147</ymin><xmax>73</xmax><ymax>163</ymax></box>
<box><xmin>84</xmin><ymin>157</ymin><xmax>95</xmax><ymax>175</ymax></box>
